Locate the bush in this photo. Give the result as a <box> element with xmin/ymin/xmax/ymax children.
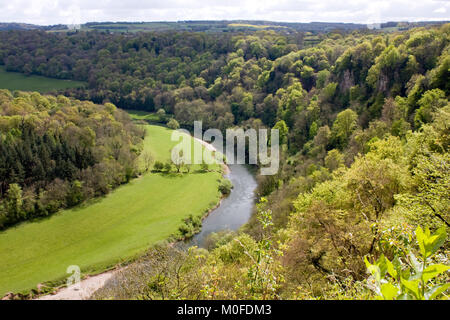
<box><xmin>218</xmin><ymin>179</ymin><xmax>233</xmax><ymax>195</ymax></box>
<box><xmin>164</xmin><ymin>161</ymin><xmax>173</xmax><ymax>172</ymax></box>
<box><xmin>156</xmin><ymin>108</ymin><xmax>167</xmax><ymax>122</ymax></box>
<box><xmin>365</xmin><ymin>226</ymin><xmax>449</xmax><ymax>300</ymax></box>
<box><xmin>153</xmin><ymin>161</ymin><xmax>164</xmax><ymax>172</ymax></box>
<box><xmin>167</xmin><ymin>118</ymin><xmax>180</xmax><ymax>130</ymax></box>
<box><xmin>178</xmin><ymin>214</ymin><xmax>203</xmax><ymax>240</ymax></box>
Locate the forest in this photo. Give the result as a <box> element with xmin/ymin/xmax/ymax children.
<box><xmin>0</xmin><ymin>22</ymin><xmax>448</xmax><ymax>299</ymax></box>
<box><xmin>0</xmin><ymin>90</ymin><xmax>144</xmax><ymax>228</ymax></box>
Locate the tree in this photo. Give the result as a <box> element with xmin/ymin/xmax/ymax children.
<box><xmin>0</xmin><ymin>90</ymin><xmax>143</xmax><ymax>229</ymax></box>
<box><xmin>273</xmin><ymin>120</ymin><xmax>289</xmax><ymax>145</ymax></box>
<box><xmin>324</xmin><ymin>149</ymin><xmax>344</xmax><ymax>172</ymax></box>
<box><xmin>398</xmin><ymin>153</ymin><xmax>450</xmax><ymax>228</ymax></box>
<box><xmin>164</xmin><ymin>161</ymin><xmax>173</xmax><ymax>173</ymax></box>
<box><xmin>142</xmin><ymin>151</ymin><xmax>154</xmax><ymax>172</ymax></box>
<box><xmin>218</xmin><ymin>179</ymin><xmax>232</xmax><ymax>195</ymax></box>
<box><xmin>172</xmin><ymin>149</ymin><xmax>185</xmax><ymax>173</ymax></box>
<box><xmin>414</xmin><ymin>89</ymin><xmax>448</xmax><ymax>128</ymax></box>
<box><xmin>167</xmin><ymin>118</ymin><xmax>180</xmax><ymax>130</ymax></box>
<box><xmin>66</xmin><ymin>180</ymin><xmax>84</xmax><ymax>207</ymax></box>
<box><xmin>4</xmin><ymin>183</ymin><xmax>24</xmax><ymax>222</ymax></box>
<box><xmin>154</xmin><ymin>161</ymin><xmax>164</xmax><ymax>172</ymax></box>
<box><xmin>331</xmin><ymin>109</ymin><xmax>358</xmax><ymax>148</ymax></box>
<box><xmin>156</xmin><ymin>109</ymin><xmax>167</xmax><ymax>122</ymax></box>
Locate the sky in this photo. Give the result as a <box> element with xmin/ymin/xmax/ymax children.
<box><xmin>0</xmin><ymin>0</ymin><xmax>448</xmax><ymax>26</ymax></box>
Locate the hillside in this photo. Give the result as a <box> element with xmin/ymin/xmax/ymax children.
<box><xmin>0</xmin><ymin>123</ymin><xmax>223</xmax><ymax>296</ymax></box>
<box><xmin>0</xmin><ymin>22</ymin><xmax>448</xmax><ymax>300</ymax></box>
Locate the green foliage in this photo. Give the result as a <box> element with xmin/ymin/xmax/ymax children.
<box><xmin>153</xmin><ymin>161</ymin><xmax>164</xmax><ymax>172</ymax></box>
<box><xmin>178</xmin><ymin>214</ymin><xmax>203</xmax><ymax>240</ymax></box>
<box><xmin>414</xmin><ymin>89</ymin><xmax>448</xmax><ymax>127</ymax></box>
<box><xmin>2</xmin><ymin>23</ymin><xmax>450</xmax><ymax>301</ymax></box>
<box><xmin>365</xmin><ymin>226</ymin><xmax>449</xmax><ymax>300</ymax></box>
<box><xmin>324</xmin><ymin>149</ymin><xmax>344</xmax><ymax>172</ymax></box>
<box><xmin>66</xmin><ymin>180</ymin><xmax>84</xmax><ymax>207</ymax></box>
<box><xmin>322</xmin><ymin>82</ymin><xmax>337</xmax><ymax>101</ymax></box>
<box><xmin>331</xmin><ymin>109</ymin><xmax>358</xmax><ymax>148</ymax></box>
<box><xmin>166</xmin><ymin>118</ymin><xmax>180</xmax><ymax>130</ymax></box>
<box><xmin>242</xmin><ymin>200</ymin><xmax>284</xmax><ymax>299</ymax></box>
<box><xmin>273</xmin><ymin>120</ymin><xmax>289</xmax><ymax>145</ymax></box>
<box><xmin>0</xmin><ymin>90</ymin><xmax>142</xmax><ymax>229</ymax></box>
<box><xmin>0</xmin><ymin>125</ymin><xmax>222</xmax><ymax>296</ymax></box>
<box><xmin>2</xmin><ymin>183</ymin><xmax>25</xmax><ymax>222</ymax></box>
<box><xmin>218</xmin><ymin>179</ymin><xmax>233</xmax><ymax>195</ymax></box>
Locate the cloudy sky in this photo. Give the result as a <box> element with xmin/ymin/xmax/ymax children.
<box><xmin>0</xmin><ymin>0</ymin><xmax>448</xmax><ymax>26</ymax></box>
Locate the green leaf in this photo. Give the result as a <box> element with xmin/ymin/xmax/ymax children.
<box><xmin>377</xmin><ymin>254</ymin><xmax>388</xmax><ymax>278</ymax></box>
<box><xmin>422</xmin><ymin>264</ymin><xmax>449</xmax><ymax>283</ymax></box>
<box><xmin>385</xmin><ymin>258</ymin><xmax>398</xmax><ymax>279</ymax></box>
<box><xmin>428</xmin><ymin>227</ymin><xmax>447</xmax><ymax>257</ymax></box>
<box><xmin>401</xmin><ymin>268</ymin><xmax>411</xmax><ymax>281</ymax></box>
<box><xmin>408</xmin><ymin>252</ymin><xmax>423</xmax><ymax>274</ymax></box>
<box><xmin>426</xmin><ymin>283</ymin><xmax>450</xmax><ymax>300</ymax></box>
<box><xmin>397</xmin><ymin>293</ymin><xmax>413</xmax><ymax>300</ymax></box>
<box><xmin>417</xmin><ymin>226</ymin><xmax>447</xmax><ymax>259</ymax></box>
<box><xmin>401</xmin><ymin>277</ymin><xmax>422</xmax><ymax>300</ymax></box>
<box><xmin>380</xmin><ymin>283</ymin><xmax>399</xmax><ymax>300</ymax></box>
<box><xmin>364</xmin><ymin>256</ymin><xmax>372</xmax><ymax>269</ymax></box>
<box><xmin>415</xmin><ymin>226</ymin><xmax>426</xmax><ymax>258</ymax></box>
<box><xmin>367</xmin><ymin>264</ymin><xmax>381</xmax><ymax>283</ymax></box>
<box><xmin>392</xmin><ymin>255</ymin><xmax>403</xmax><ymax>273</ymax></box>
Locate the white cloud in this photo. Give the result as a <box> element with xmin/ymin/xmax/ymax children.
<box><xmin>0</xmin><ymin>0</ymin><xmax>448</xmax><ymax>25</ymax></box>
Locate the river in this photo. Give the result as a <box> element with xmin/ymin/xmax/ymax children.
<box><xmin>189</xmin><ymin>164</ymin><xmax>258</xmax><ymax>247</ymax></box>
<box><xmin>37</xmin><ymin>138</ymin><xmax>258</xmax><ymax>300</ymax></box>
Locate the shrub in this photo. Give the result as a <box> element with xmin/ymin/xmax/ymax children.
<box><xmin>153</xmin><ymin>161</ymin><xmax>164</xmax><ymax>172</ymax></box>
<box><xmin>178</xmin><ymin>214</ymin><xmax>203</xmax><ymax>240</ymax></box>
<box><xmin>218</xmin><ymin>179</ymin><xmax>233</xmax><ymax>195</ymax></box>
<box><xmin>365</xmin><ymin>226</ymin><xmax>449</xmax><ymax>300</ymax></box>
<box><xmin>164</xmin><ymin>161</ymin><xmax>173</xmax><ymax>172</ymax></box>
<box><xmin>167</xmin><ymin>118</ymin><xmax>180</xmax><ymax>130</ymax></box>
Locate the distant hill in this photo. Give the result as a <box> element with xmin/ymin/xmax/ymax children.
<box><xmin>0</xmin><ymin>22</ymin><xmax>44</xmax><ymax>30</ymax></box>
<box><xmin>0</xmin><ymin>20</ymin><xmax>448</xmax><ymax>33</ymax></box>
<box><xmin>80</xmin><ymin>20</ymin><xmax>368</xmax><ymax>33</ymax></box>
<box><xmin>0</xmin><ymin>22</ymin><xmax>68</xmax><ymax>31</ymax></box>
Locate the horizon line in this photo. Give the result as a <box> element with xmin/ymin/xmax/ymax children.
<box><xmin>1</xmin><ymin>19</ymin><xmax>449</xmax><ymax>28</ymax></box>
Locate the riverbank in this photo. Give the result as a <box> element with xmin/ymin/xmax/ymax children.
<box><xmin>36</xmin><ymin>270</ymin><xmax>117</xmax><ymax>300</ymax></box>
<box><xmin>38</xmin><ymin>164</ymin><xmax>256</xmax><ymax>300</ymax></box>
<box><xmin>31</xmin><ymin>132</ymin><xmax>232</xmax><ymax>300</ymax></box>
<box><xmin>0</xmin><ymin>125</ymin><xmax>222</xmax><ymax>298</ymax></box>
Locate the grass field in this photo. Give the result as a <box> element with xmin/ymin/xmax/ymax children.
<box><xmin>0</xmin><ymin>66</ymin><xmax>85</xmax><ymax>93</ymax></box>
<box><xmin>228</xmin><ymin>23</ymin><xmax>287</xmax><ymax>29</ymax></box>
<box><xmin>0</xmin><ymin>125</ymin><xmax>222</xmax><ymax>295</ymax></box>
<box><xmin>127</xmin><ymin>109</ymin><xmax>166</xmax><ymax>123</ymax></box>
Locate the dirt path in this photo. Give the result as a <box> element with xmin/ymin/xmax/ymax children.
<box><xmin>36</xmin><ymin>270</ymin><xmax>116</xmax><ymax>300</ymax></box>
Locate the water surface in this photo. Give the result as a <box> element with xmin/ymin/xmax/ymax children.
<box><xmin>189</xmin><ymin>164</ymin><xmax>257</xmax><ymax>247</ymax></box>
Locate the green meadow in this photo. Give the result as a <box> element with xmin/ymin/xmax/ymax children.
<box><xmin>128</xmin><ymin>110</ymin><xmax>161</xmax><ymax>122</ymax></box>
<box><xmin>0</xmin><ymin>66</ymin><xmax>85</xmax><ymax>93</ymax></box>
<box><xmin>0</xmin><ymin>125</ymin><xmax>222</xmax><ymax>295</ymax></box>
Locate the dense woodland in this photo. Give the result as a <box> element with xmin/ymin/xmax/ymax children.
<box><xmin>0</xmin><ymin>23</ymin><xmax>448</xmax><ymax>299</ymax></box>
<box><xmin>0</xmin><ymin>91</ymin><xmax>144</xmax><ymax>228</ymax></box>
